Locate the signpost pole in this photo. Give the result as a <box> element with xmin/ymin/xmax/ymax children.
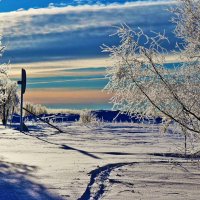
<box><xmin>18</xmin><ymin>68</ymin><xmax>26</xmax><ymax>132</ymax></box>
<box><xmin>20</xmin><ymin>85</ymin><xmax>23</xmax><ymax>132</ymax></box>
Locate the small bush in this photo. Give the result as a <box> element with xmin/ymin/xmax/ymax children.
<box><xmin>79</xmin><ymin>110</ymin><xmax>96</xmax><ymax>124</ymax></box>
<box><xmin>24</xmin><ymin>102</ymin><xmax>47</xmax><ymax>116</ymax></box>
<box><xmin>78</xmin><ymin>110</ymin><xmax>103</xmax><ymax>127</ymax></box>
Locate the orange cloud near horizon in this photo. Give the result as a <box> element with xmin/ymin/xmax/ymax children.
<box><xmin>24</xmin><ymin>89</ymin><xmax>112</xmax><ymax>105</ymax></box>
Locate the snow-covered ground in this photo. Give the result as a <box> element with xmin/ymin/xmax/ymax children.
<box><xmin>0</xmin><ymin>121</ymin><xmax>199</xmax><ymax>200</ymax></box>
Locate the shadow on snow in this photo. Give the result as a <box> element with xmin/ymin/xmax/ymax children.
<box><xmin>149</xmin><ymin>153</ymin><xmax>200</xmax><ymax>160</ymax></box>
<box><xmin>0</xmin><ymin>160</ymin><xmax>63</xmax><ymax>200</ymax></box>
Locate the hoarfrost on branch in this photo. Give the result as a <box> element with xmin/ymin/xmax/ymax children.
<box><xmin>102</xmin><ymin>0</ymin><xmax>200</xmax><ymax>136</ymax></box>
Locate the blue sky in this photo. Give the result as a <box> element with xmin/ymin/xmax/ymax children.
<box><xmin>0</xmin><ymin>0</ymin><xmax>179</xmax><ymax>109</ymax></box>
<box><xmin>0</xmin><ymin>0</ymin><xmax>177</xmax><ymax>64</ymax></box>
<box><xmin>0</xmin><ymin>0</ymin><xmax>74</xmax><ymax>12</ymax></box>
<box><xmin>0</xmin><ymin>0</ymin><xmax>168</xmax><ymax>12</ymax></box>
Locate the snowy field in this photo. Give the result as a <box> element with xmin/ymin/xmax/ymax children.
<box><xmin>0</xmin><ymin>121</ymin><xmax>200</xmax><ymax>200</ymax></box>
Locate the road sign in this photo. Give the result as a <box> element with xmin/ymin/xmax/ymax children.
<box><xmin>17</xmin><ymin>68</ymin><xmax>26</xmax><ymax>94</ymax></box>
<box><xmin>17</xmin><ymin>68</ymin><xmax>28</xmax><ymax>132</ymax></box>
<box><xmin>21</xmin><ymin>69</ymin><xmax>26</xmax><ymax>94</ymax></box>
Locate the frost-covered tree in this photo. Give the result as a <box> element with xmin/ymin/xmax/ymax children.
<box><xmin>171</xmin><ymin>0</ymin><xmax>200</xmax><ymax>57</ymax></box>
<box><xmin>103</xmin><ymin>0</ymin><xmax>200</xmax><ymax>140</ymax></box>
<box><xmin>0</xmin><ymin>79</ymin><xmax>19</xmax><ymax>125</ymax></box>
<box><xmin>0</xmin><ymin>37</ymin><xmax>19</xmax><ymax>125</ymax></box>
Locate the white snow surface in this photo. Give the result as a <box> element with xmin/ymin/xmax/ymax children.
<box><xmin>0</xmin><ymin>122</ymin><xmax>199</xmax><ymax>200</ymax></box>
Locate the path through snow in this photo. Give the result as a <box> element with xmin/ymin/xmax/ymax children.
<box><xmin>0</xmin><ymin>122</ymin><xmax>199</xmax><ymax>199</ymax></box>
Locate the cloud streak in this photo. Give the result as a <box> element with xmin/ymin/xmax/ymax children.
<box><xmin>25</xmin><ymin>89</ymin><xmax>112</xmax><ymax>104</ymax></box>
<box><xmin>0</xmin><ymin>1</ymin><xmax>175</xmax><ymax>37</ymax></box>
<box><xmin>0</xmin><ymin>1</ymin><xmax>177</xmax><ymax>63</ymax></box>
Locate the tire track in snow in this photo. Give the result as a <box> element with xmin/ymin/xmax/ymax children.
<box><xmin>78</xmin><ymin>162</ymin><xmax>136</xmax><ymax>200</ymax></box>
<box><xmin>78</xmin><ymin>160</ymin><xmax>175</xmax><ymax>200</ymax></box>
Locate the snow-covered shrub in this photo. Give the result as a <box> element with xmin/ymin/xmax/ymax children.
<box><xmin>102</xmin><ymin>0</ymin><xmax>200</xmax><ymax>141</ymax></box>
<box><xmin>78</xmin><ymin>110</ymin><xmax>102</xmax><ymax>127</ymax></box>
<box><xmin>79</xmin><ymin>110</ymin><xmax>97</xmax><ymax>124</ymax></box>
<box><xmin>24</xmin><ymin>102</ymin><xmax>48</xmax><ymax>116</ymax></box>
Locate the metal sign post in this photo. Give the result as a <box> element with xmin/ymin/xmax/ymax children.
<box><xmin>16</xmin><ymin>68</ymin><xmax>63</xmax><ymax>133</ymax></box>
<box><xmin>17</xmin><ymin>69</ymin><xmax>27</xmax><ymax>132</ymax></box>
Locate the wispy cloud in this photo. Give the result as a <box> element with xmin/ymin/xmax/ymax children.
<box><xmin>0</xmin><ymin>1</ymin><xmax>177</xmax><ymax>63</ymax></box>
<box><xmin>0</xmin><ymin>1</ymin><xmax>174</xmax><ymax>37</ymax></box>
